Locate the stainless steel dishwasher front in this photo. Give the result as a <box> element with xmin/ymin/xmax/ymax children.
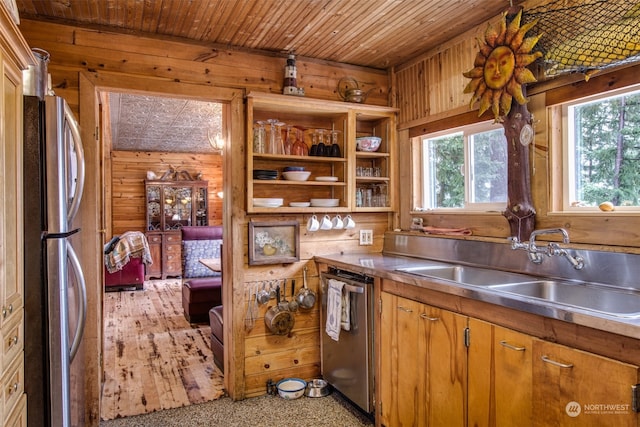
<box><xmin>320</xmin><ymin>269</ymin><xmax>374</xmax><ymax>416</ymax></box>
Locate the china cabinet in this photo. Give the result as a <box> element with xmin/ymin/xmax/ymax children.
<box><xmin>144</xmin><ymin>176</ymin><xmax>208</xmax><ymax>279</ymax></box>
<box><xmin>246</xmin><ymin>92</ymin><xmax>396</xmax><ymax>213</ymax></box>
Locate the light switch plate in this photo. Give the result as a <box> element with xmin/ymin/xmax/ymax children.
<box><xmin>360</xmin><ymin>229</ymin><xmax>373</xmax><ymax>245</ymax></box>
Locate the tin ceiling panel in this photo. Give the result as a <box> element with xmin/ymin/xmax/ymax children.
<box><xmin>109</xmin><ymin>93</ymin><xmax>223</xmax><ymax>153</ymax></box>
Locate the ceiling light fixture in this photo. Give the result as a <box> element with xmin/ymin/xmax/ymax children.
<box><xmin>207</xmin><ymin>129</ymin><xmax>224</xmax><ymax>153</ymax></box>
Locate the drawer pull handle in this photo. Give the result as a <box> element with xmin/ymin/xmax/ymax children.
<box><xmin>419</xmin><ymin>313</ymin><xmax>439</xmax><ymax>321</ymax></box>
<box><xmin>8</xmin><ymin>304</ymin><xmax>12</xmax><ymax>315</ymax></box>
<box><xmin>500</xmin><ymin>340</ymin><xmax>525</xmax><ymax>351</ymax></box>
<box><xmin>541</xmin><ymin>355</ymin><xmax>573</xmax><ymax>368</ymax></box>
<box><xmin>8</xmin><ymin>382</ymin><xmax>18</xmax><ymax>395</ymax></box>
<box><xmin>397</xmin><ymin>305</ymin><xmax>413</xmax><ymax>313</ymax></box>
<box><xmin>8</xmin><ymin>335</ymin><xmax>18</xmax><ymax>347</ymax></box>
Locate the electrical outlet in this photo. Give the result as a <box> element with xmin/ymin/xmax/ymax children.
<box><xmin>359</xmin><ymin>229</ymin><xmax>373</xmax><ymax>245</ymax></box>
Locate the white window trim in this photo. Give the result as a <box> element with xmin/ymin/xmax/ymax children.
<box><xmin>561</xmin><ymin>83</ymin><xmax>640</xmax><ymax>213</ymax></box>
<box><xmin>416</xmin><ymin>120</ymin><xmax>507</xmax><ymax>212</ymax></box>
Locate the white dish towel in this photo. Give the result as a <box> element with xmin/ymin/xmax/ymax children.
<box><xmin>326</xmin><ymin>279</ymin><xmax>351</xmax><ymax>341</ymax></box>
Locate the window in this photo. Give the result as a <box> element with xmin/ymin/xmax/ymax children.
<box><xmin>563</xmin><ymin>84</ymin><xmax>640</xmax><ymax>211</ymax></box>
<box><xmin>415</xmin><ymin>121</ymin><xmax>507</xmax><ymax>211</ymax></box>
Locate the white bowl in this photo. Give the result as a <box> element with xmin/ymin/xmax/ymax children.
<box><xmin>282</xmin><ymin>171</ymin><xmax>311</xmax><ymax>181</ymax></box>
<box><xmin>310</xmin><ymin>198</ymin><xmax>340</xmax><ymax>207</ymax></box>
<box><xmin>276</xmin><ymin>378</ymin><xmax>307</xmax><ymax>400</ymax></box>
<box><xmin>253</xmin><ymin>198</ymin><xmax>283</xmax><ymax>208</ymax></box>
<box><xmin>315</xmin><ymin>176</ymin><xmax>338</xmax><ymax>182</ymax></box>
<box><xmin>289</xmin><ymin>202</ymin><xmax>311</xmax><ymax>207</ymax></box>
<box><xmin>356</xmin><ymin>136</ymin><xmax>382</xmax><ymax>152</ymax></box>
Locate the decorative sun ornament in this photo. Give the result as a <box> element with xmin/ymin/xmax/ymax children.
<box><xmin>463</xmin><ymin>9</ymin><xmax>542</xmax><ymax>121</ymax></box>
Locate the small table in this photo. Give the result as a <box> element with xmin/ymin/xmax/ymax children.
<box><xmin>199</xmin><ymin>258</ymin><xmax>221</xmax><ymax>273</ymax></box>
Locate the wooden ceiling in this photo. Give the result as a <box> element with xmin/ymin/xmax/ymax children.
<box><xmin>15</xmin><ymin>0</ymin><xmax>524</xmax><ymax>70</ymax></box>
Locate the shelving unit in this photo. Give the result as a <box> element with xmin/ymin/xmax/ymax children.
<box><xmin>246</xmin><ymin>92</ymin><xmax>397</xmax><ymax>213</ymax></box>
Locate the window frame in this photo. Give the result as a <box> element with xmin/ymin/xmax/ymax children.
<box><xmin>413</xmin><ymin>120</ymin><xmax>508</xmax><ymax>213</ymax></box>
<box><xmin>560</xmin><ymin>82</ymin><xmax>640</xmax><ymax>213</ymax></box>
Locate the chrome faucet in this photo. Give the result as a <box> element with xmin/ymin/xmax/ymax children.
<box><xmin>509</xmin><ymin>228</ymin><xmax>584</xmax><ymax>270</ymax></box>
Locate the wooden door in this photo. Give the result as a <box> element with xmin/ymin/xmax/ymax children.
<box><xmin>420</xmin><ymin>304</ymin><xmax>467</xmax><ymax>427</ymax></box>
<box><xmin>533</xmin><ymin>339</ymin><xmax>640</xmax><ymax>427</ymax></box>
<box><xmin>379</xmin><ymin>292</ymin><xmax>423</xmax><ymax>426</ymax></box>
<box><xmin>468</xmin><ymin>319</ymin><xmax>533</xmax><ymax>427</ymax></box>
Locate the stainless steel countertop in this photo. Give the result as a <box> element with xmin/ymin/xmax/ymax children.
<box><xmin>315</xmin><ymin>252</ymin><xmax>640</xmax><ymax>340</ymax></box>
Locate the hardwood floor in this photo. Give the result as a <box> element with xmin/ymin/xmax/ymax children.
<box><xmin>101</xmin><ymin>280</ymin><xmax>225</xmax><ymax>420</ymax></box>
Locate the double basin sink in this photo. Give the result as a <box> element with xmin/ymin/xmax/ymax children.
<box><xmin>396</xmin><ymin>264</ymin><xmax>640</xmax><ymax>318</ymax></box>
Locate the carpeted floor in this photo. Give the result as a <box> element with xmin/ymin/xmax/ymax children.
<box><xmin>101</xmin><ymin>280</ymin><xmax>225</xmax><ymax>420</ymax></box>
<box><xmin>99</xmin><ymin>392</ymin><xmax>374</xmax><ymax>427</ymax></box>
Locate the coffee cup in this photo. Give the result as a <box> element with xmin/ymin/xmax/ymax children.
<box><xmin>331</xmin><ymin>214</ymin><xmax>344</xmax><ymax>230</ymax></box>
<box><xmin>307</xmin><ymin>215</ymin><xmax>320</xmax><ymax>232</ymax></box>
<box><xmin>320</xmin><ymin>214</ymin><xmax>333</xmax><ymax>230</ymax></box>
<box><xmin>344</xmin><ymin>214</ymin><xmax>356</xmax><ymax>229</ymax></box>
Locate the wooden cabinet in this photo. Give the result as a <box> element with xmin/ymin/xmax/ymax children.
<box><xmin>0</xmin><ymin>3</ymin><xmax>32</xmax><ymax>425</ymax></box>
<box><xmin>379</xmin><ymin>292</ymin><xmax>467</xmax><ymax>427</ymax></box>
<box><xmin>533</xmin><ymin>339</ymin><xmax>640</xmax><ymax>427</ymax></box>
<box><xmin>145</xmin><ymin>231</ymin><xmax>182</xmax><ymax>280</ymax></box>
<box><xmin>246</xmin><ymin>92</ymin><xmax>396</xmax><ymax>213</ymax></box>
<box><xmin>145</xmin><ymin>177</ymin><xmax>207</xmax><ymax>279</ymax></box>
<box><xmin>378</xmin><ymin>290</ymin><xmax>640</xmax><ymax>427</ymax></box>
<box><xmin>468</xmin><ymin>319</ymin><xmax>533</xmax><ymax>427</ymax></box>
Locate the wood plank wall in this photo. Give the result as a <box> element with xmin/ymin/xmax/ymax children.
<box><xmin>392</xmin><ymin>5</ymin><xmax>640</xmax><ymax>250</ymax></box>
<box><xmin>109</xmin><ymin>151</ymin><xmax>223</xmax><ymax>236</ymax></box>
<box><xmin>17</xmin><ymin>18</ymin><xmax>393</xmax><ymax>410</ymax></box>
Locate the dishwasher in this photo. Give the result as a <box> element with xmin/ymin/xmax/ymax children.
<box><xmin>320</xmin><ymin>267</ymin><xmax>375</xmax><ymax>416</ymax></box>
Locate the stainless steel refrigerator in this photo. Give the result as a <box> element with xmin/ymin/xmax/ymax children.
<box><xmin>23</xmin><ymin>95</ymin><xmax>87</xmax><ymax>427</ymax></box>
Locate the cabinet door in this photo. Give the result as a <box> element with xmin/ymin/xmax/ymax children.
<box><xmin>468</xmin><ymin>319</ymin><xmax>533</xmax><ymax>427</ymax></box>
<box><xmin>1</xmin><ymin>55</ymin><xmax>24</xmax><ymax>331</ymax></box>
<box><xmin>379</xmin><ymin>293</ymin><xmax>423</xmax><ymax>426</ymax></box>
<box><xmin>145</xmin><ymin>232</ymin><xmax>162</xmax><ymax>279</ymax></box>
<box><xmin>420</xmin><ymin>304</ymin><xmax>467</xmax><ymax>427</ymax></box>
<box><xmin>533</xmin><ymin>339</ymin><xmax>640</xmax><ymax>427</ymax></box>
<box><xmin>379</xmin><ymin>293</ymin><xmax>467</xmax><ymax>427</ymax></box>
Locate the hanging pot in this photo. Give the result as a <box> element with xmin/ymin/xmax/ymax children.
<box><xmin>296</xmin><ymin>267</ymin><xmax>316</xmax><ymax>309</ymax></box>
<box><xmin>264</xmin><ymin>285</ymin><xmax>295</xmax><ymax>335</ymax></box>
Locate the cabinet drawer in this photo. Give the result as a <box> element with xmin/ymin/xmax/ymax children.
<box><xmin>166</xmin><ymin>243</ymin><xmax>181</xmax><ymax>254</ymax></box>
<box><xmin>165</xmin><ymin>260</ymin><xmax>183</xmax><ymax>274</ymax></box>
<box><xmin>1</xmin><ymin>311</ymin><xmax>23</xmax><ymax>372</ymax></box>
<box><xmin>4</xmin><ymin>393</ymin><xmax>25</xmax><ymax>427</ymax></box>
<box><xmin>1</xmin><ymin>355</ymin><xmax>24</xmax><ymax>424</ymax></box>
<box><xmin>164</xmin><ymin>233</ymin><xmax>181</xmax><ymax>244</ymax></box>
<box><xmin>146</xmin><ymin>234</ymin><xmax>162</xmax><ymax>244</ymax></box>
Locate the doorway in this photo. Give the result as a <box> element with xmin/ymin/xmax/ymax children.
<box><xmin>100</xmin><ymin>90</ymin><xmax>226</xmax><ymax>419</ymax></box>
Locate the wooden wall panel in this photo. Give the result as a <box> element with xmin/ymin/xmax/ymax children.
<box><xmin>18</xmin><ymin>19</ymin><xmax>393</xmax><ymax>405</ymax></box>
<box><xmin>109</xmin><ymin>151</ymin><xmax>223</xmax><ymax>236</ymax></box>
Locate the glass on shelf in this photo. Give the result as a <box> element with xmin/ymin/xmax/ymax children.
<box><xmin>291</xmin><ymin>126</ymin><xmax>308</xmax><ymax>156</ymax></box>
<box><xmin>266</xmin><ymin>119</ymin><xmax>286</xmax><ymax>155</ymax></box>
<box><xmin>253</xmin><ymin>120</ymin><xmax>266</xmax><ymax>153</ymax></box>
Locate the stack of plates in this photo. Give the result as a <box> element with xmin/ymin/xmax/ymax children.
<box><xmin>253</xmin><ymin>198</ymin><xmax>283</xmax><ymax>208</ymax></box>
<box><xmin>310</xmin><ymin>198</ymin><xmax>340</xmax><ymax>207</ymax></box>
<box><xmin>253</xmin><ymin>169</ymin><xmax>278</xmax><ymax>180</ymax></box>
<box><xmin>315</xmin><ymin>176</ymin><xmax>338</xmax><ymax>182</ymax></box>
<box><xmin>289</xmin><ymin>201</ymin><xmax>311</xmax><ymax>207</ymax></box>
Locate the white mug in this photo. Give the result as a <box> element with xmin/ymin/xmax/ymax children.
<box><xmin>320</xmin><ymin>214</ymin><xmax>333</xmax><ymax>230</ymax></box>
<box><xmin>307</xmin><ymin>214</ymin><xmax>320</xmax><ymax>232</ymax></box>
<box><xmin>344</xmin><ymin>214</ymin><xmax>356</xmax><ymax>229</ymax></box>
<box><xmin>331</xmin><ymin>214</ymin><xmax>344</xmax><ymax>230</ymax></box>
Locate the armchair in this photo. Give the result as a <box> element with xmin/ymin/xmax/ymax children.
<box><xmin>180</xmin><ymin>226</ymin><xmax>223</xmax><ymax>323</ymax></box>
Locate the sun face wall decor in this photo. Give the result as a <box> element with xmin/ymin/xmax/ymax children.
<box><xmin>463</xmin><ymin>9</ymin><xmax>542</xmax><ymax>122</ymax></box>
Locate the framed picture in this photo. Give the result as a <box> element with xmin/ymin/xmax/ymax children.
<box><xmin>248</xmin><ymin>220</ymin><xmax>299</xmax><ymax>265</ymax></box>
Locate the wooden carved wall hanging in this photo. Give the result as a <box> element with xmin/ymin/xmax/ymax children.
<box><xmin>463</xmin><ymin>7</ymin><xmax>541</xmax><ymax>240</ymax></box>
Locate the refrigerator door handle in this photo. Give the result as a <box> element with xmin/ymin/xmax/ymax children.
<box><xmin>64</xmin><ymin>100</ymin><xmax>85</xmax><ymax>224</ymax></box>
<box><xmin>66</xmin><ymin>240</ymin><xmax>87</xmax><ymax>362</ymax></box>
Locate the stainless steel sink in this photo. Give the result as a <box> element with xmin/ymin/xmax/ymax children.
<box><xmin>489</xmin><ymin>281</ymin><xmax>640</xmax><ymax>318</ymax></box>
<box><xmin>396</xmin><ymin>265</ymin><xmax>537</xmax><ymax>286</ymax></box>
